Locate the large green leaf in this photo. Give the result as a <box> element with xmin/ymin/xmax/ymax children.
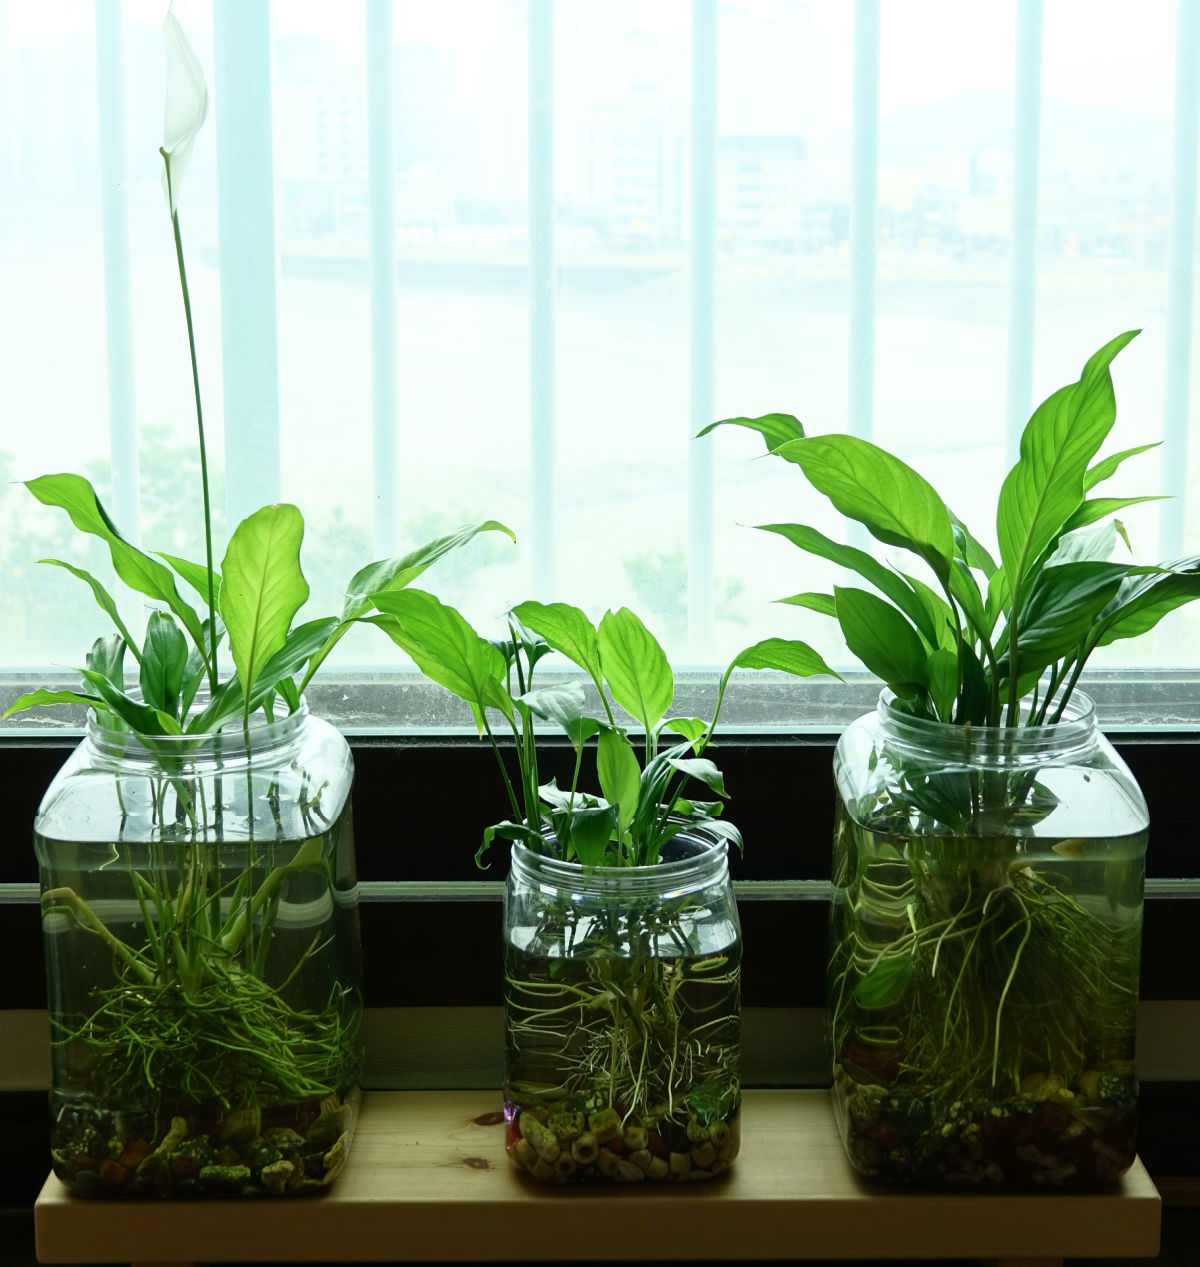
<box><xmin>180</xmin><ymin>619</ymin><xmax>224</xmax><ymax>720</ymax></box>
<box><xmin>947</xmin><ymin>559</ymin><xmax>993</xmax><ymax>643</ymax></box>
<box><xmin>666</xmin><ymin>756</ymin><xmax>728</xmax><ymax>799</ymax></box>
<box><xmin>596</xmin><ymin>727</ymin><xmax>641</xmax><ymax>838</ymax></box>
<box><xmin>510</xmin><ymin>601</ymin><xmax>604</xmax><ymax>685</ymax></box>
<box><xmin>139</xmin><ymin>612</ymin><xmax>188</xmax><ymax>720</ymax></box>
<box><xmin>833</xmin><ymin>586</ymin><xmax>928</xmax><ymax>697</ymax></box>
<box><xmin>552</xmin><ymin>805</ymin><xmax>618</xmax><ymax>866</ymax></box>
<box><xmin>696</xmin><ymin>412</ymin><xmax>805</xmax><ymax>453</ymax></box>
<box><xmin>1093</xmin><ymin>557</ymin><xmax>1200</xmax><ymax>648</ymax></box>
<box><xmin>903</xmin><ymin>574</ymin><xmax>957</xmax><ymax>651</ymax></box>
<box><xmin>2</xmin><ymin>688</ymin><xmax>104</xmax><ymax>720</ymax></box>
<box><xmin>26</xmin><ymin>474</ymin><xmax>205</xmax><ymax>651</ymax></box>
<box><xmin>219</xmin><ymin>504</ymin><xmax>309</xmax><ymax>719</ymax></box>
<box><xmin>996</xmin><ymin>330</ymin><xmax>1139</xmax><ymax>605</ymax></box>
<box><xmin>770</xmin><ymin>435</ymin><xmax>956</xmax><ymax>581</ymax></box>
<box><xmin>343</xmin><ymin>520</ymin><xmax>515</xmax><ymax>620</ymax></box>
<box><xmin>79</xmin><ymin>668</ymin><xmax>181</xmax><ymax>736</ymax></box>
<box><xmin>517</xmin><ymin>683</ymin><xmax>599</xmax><ymax>752</ymax></box>
<box><xmin>39</xmin><ymin>559</ymin><xmax>141</xmax><ymax>660</ymax></box>
<box><xmin>1002</xmin><ymin>561</ymin><xmax>1143</xmax><ymax>674</ymax></box>
<box><xmin>597</xmin><ymin>608</ymin><xmax>674</xmax><ymax>734</ymax></box>
<box><xmin>371</xmin><ymin>588</ymin><xmax>510</xmax><ymax>730</ymax></box>
<box><xmin>758</xmin><ymin>522</ymin><xmax>938</xmax><ymax>645</ymax></box>
<box><xmin>715</xmin><ymin>637</ymin><xmax>841</xmax><ymax>729</ymax></box>
<box><xmin>1084</xmin><ymin>441</ymin><xmax>1160</xmax><ymax>491</ymax></box>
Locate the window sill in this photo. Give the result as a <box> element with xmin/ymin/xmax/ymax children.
<box><xmin>34</xmin><ymin>1089</ymin><xmax>1161</xmax><ymax>1265</ymax></box>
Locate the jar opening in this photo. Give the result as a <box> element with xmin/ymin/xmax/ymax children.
<box><xmin>86</xmin><ymin>691</ymin><xmax>310</xmax><ymax>764</ymax></box>
<box><xmin>510</xmin><ymin>828</ymin><xmax>730</xmax><ymax>897</ymax></box>
<box><xmin>876</xmin><ymin>688</ymin><xmax>1098</xmax><ymax>762</ymax></box>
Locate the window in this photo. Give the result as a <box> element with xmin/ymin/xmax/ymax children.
<box><xmin>1</xmin><ymin>0</ymin><xmax>1197</xmax><ymax>731</ymax></box>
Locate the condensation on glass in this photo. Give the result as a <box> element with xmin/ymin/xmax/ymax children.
<box><xmin>35</xmin><ymin>701</ymin><xmax>363</xmax><ymax>1199</ymax></box>
<box><xmin>830</xmin><ymin>690</ymin><xmax>1147</xmax><ymax>1189</ymax></box>
<box><xmin>503</xmin><ymin>833</ymin><xmax>742</xmax><ymax>1185</ymax></box>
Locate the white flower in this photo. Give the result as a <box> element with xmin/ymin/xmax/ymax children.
<box><xmin>161</xmin><ymin>3</ymin><xmax>208</xmax><ymax>211</ymax></box>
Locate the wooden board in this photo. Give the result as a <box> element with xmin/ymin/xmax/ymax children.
<box><xmin>35</xmin><ymin>1090</ymin><xmax>1161</xmax><ymax>1263</ymax></box>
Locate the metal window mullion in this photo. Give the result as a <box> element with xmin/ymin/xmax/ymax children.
<box><xmin>367</xmin><ymin>0</ymin><xmax>397</xmax><ymax>556</ymax></box>
<box><xmin>848</xmin><ymin>0</ymin><xmax>879</xmax><ymax>446</ymax></box>
<box><xmin>94</xmin><ymin>0</ymin><xmax>138</xmax><ymax>541</ymax></box>
<box><xmin>1162</xmin><ymin>0</ymin><xmax>1200</xmax><ymax>559</ymax></box>
<box><xmin>213</xmin><ymin>0</ymin><xmax>281</xmax><ymax>529</ymax></box>
<box><xmin>1004</xmin><ymin>0</ymin><xmax>1044</xmax><ymax>468</ymax></box>
<box><xmin>688</xmin><ymin>0</ymin><xmax>717</xmax><ymax>652</ymax></box>
<box><xmin>529</xmin><ymin>0</ymin><xmax>556</xmax><ymax>598</ymax></box>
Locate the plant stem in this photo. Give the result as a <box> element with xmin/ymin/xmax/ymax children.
<box><xmin>482</xmin><ymin>715</ymin><xmax>523</xmax><ymax>822</ymax></box>
<box><xmin>162</xmin><ymin>150</ymin><xmax>219</xmax><ymax>693</ymax></box>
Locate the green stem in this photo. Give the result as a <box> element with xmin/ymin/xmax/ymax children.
<box><xmin>162</xmin><ymin>150</ymin><xmax>219</xmax><ymax>693</ymax></box>
<box><xmin>1005</xmin><ymin>599</ymin><xmax>1020</xmax><ymax>726</ymax></box>
<box><xmin>483</xmin><ymin>715</ymin><xmax>523</xmax><ymax>822</ymax></box>
<box><xmin>1049</xmin><ymin>650</ymin><xmax>1089</xmax><ymax>724</ymax></box>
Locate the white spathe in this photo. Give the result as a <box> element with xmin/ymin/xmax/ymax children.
<box><xmin>161</xmin><ymin>3</ymin><xmax>208</xmax><ymax>210</ymax></box>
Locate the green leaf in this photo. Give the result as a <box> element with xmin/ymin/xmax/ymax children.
<box><xmin>758</xmin><ymin>522</ymin><xmax>938</xmax><ymax>645</ymax></box>
<box><xmin>158</xmin><ymin>552</ymin><xmax>221</xmax><ymax>607</ymax></box>
<box><xmin>180</xmin><ymin>619</ymin><xmax>224</xmax><ymax>720</ymax></box>
<box><xmin>1093</xmin><ymin>557</ymin><xmax>1200</xmax><ymax>648</ymax></box>
<box><xmin>552</xmin><ymin>805</ymin><xmax>618</xmax><ymax>867</ymax></box>
<box><xmin>833</xmin><ymin>586</ymin><xmax>928</xmax><ymax>696</ymax></box>
<box><xmin>947</xmin><ymin>559</ymin><xmax>993</xmax><ymax>643</ymax></box>
<box><xmin>715</xmin><ymin>636</ymin><xmax>841</xmax><ymax>731</ymax></box>
<box><xmin>1004</xmin><ymin>561</ymin><xmax>1142</xmax><ymax>673</ymax></box>
<box><xmin>1061</xmin><ymin>495</ymin><xmax>1165</xmax><ymax>536</ymax></box>
<box><xmin>86</xmin><ymin>635</ymin><xmax>126</xmax><ymax>690</ymax></box>
<box><xmin>696</xmin><ymin>412</ymin><xmax>804</xmax><ymax>453</ymax></box>
<box><xmin>776</xmin><ymin>591</ymin><xmax>837</xmax><ymax>617</ymax></box>
<box><xmin>854</xmin><ymin>955</ymin><xmax>913</xmax><ymax>1010</ymax></box>
<box><xmin>596</xmin><ymin>728</ymin><xmax>642</xmax><ymax>838</ymax></box>
<box><xmin>926</xmin><ymin>648</ymin><xmax>958</xmax><ymax>722</ymax></box>
<box><xmin>476</xmin><ymin>820</ymin><xmax>545</xmax><ymax>870</ymax></box>
<box><xmin>997</xmin><ymin>330</ymin><xmax>1139</xmax><ymax>604</ymax></box>
<box><xmin>903</xmin><ymin>574</ymin><xmax>957</xmax><ymax>651</ymax></box>
<box><xmin>658</xmin><ymin>716</ymin><xmax>709</xmax><ymax>744</ymax></box>
<box><xmin>219</xmin><ymin>504</ymin><xmax>310</xmax><ymax>720</ymax></box>
<box><xmin>666</xmin><ymin>756</ymin><xmax>728</xmax><ymax>799</ymax></box>
<box><xmin>1084</xmin><ymin>441</ymin><xmax>1160</xmax><ymax>491</ymax></box>
<box><xmin>771</xmin><ymin>435</ymin><xmax>956</xmax><ymax>581</ymax></box>
<box><xmin>79</xmin><ymin>668</ymin><xmax>181</xmax><ymax>736</ymax></box>
<box><xmin>517</xmin><ymin>683</ymin><xmax>599</xmax><ymax>752</ymax></box>
<box><xmin>2</xmin><ymin>688</ymin><xmax>104</xmax><ymax>720</ymax></box>
<box><xmin>26</xmin><ymin>474</ymin><xmax>205</xmax><ymax>651</ymax></box>
<box><xmin>139</xmin><ymin>612</ymin><xmax>188</xmax><ymax>720</ymax></box>
<box><xmin>39</xmin><ymin>558</ymin><xmax>141</xmax><ymax>661</ymax></box>
<box><xmin>250</xmin><ymin>617</ymin><xmax>340</xmax><ymax>706</ymax></box>
<box><xmin>956</xmin><ymin>641</ymin><xmax>990</xmax><ymax>724</ymax></box>
<box><xmin>1046</xmin><ymin>519</ymin><xmax>1120</xmax><ymax>566</ymax></box>
<box><xmin>597</xmin><ymin>607</ymin><xmax>674</xmax><ymax>734</ymax></box>
<box><xmin>343</xmin><ymin>519</ymin><xmax>515</xmax><ymax>620</ymax></box>
<box><xmin>511</xmin><ymin>601</ymin><xmax>603</xmax><ymax>685</ymax></box>
<box><xmin>951</xmin><ymin>516</ymin><xmax>998</xmax><ymax>577</ymax></box>
<box><xmin>372</xmin><ymin>588</ymin><xmax>511</xmax><ymax>730</ymax></box>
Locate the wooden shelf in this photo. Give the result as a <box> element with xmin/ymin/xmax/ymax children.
<box><xmin>35</xmin><ymin>1089</ymin><xmax>1160</xmax><ymax>1265</ymax></box>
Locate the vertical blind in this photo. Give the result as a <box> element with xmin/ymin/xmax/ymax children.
<box><xmin>0</xmin><ymin>0</ymin><xmax>1196</xmax><ymax>685</ymax></box>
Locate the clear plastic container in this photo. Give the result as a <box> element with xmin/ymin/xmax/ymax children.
<box><xmin>35</xmin><ymin>701</ymin><xmax>363</xmax><ymax>1198</ymax></box>
<box><xmin>831</xmin><ymin>691</ymin><xmax>1146</xmax><ymax>1189</ymax></box>
<box><xmin>503</xmin><ymin>831</ymin><xmax>742</xmax><ymax>1184</ymax></box>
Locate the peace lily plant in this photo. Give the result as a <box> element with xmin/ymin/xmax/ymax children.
<box><xmin>15</xmin><ymin>9</ymin><xmax>509</xmax><ymax>1201</ymax></box>
<box><xmin>360</xmin><ymin>589</ymin><xmax>835</xmax><ymax>1183</ymax></box>
<box><xmin>707</xmin><ymin>331</ymin><xmax>1198</xmax><ymax>1189</ymax></box>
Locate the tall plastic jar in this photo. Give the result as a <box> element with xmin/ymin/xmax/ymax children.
<box><xmin>503</xmin><ymin>831</ymin><xmax>742</xmax><ymax>1184</ymax></box>
<box><xmin>830</xmin><ymin>691</ymin><xmax>1147</xmax><ymax>1189</ymax></box>
<box><xmin>35</xmin><ymin>701</ymin><xmax>364</xmax><ymax>1198</ymax></box>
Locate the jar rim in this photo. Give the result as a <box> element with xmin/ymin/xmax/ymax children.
<box><xmin>876</xmin><ymin>687</ymin><xmax>1098</xmax><ymax>758</ymax></box>
<box><xmin>510</xmin><ymin>827</ymin><xmax>730</xmax><ymax>896</ymax></box>
<box><xmin>85</xmin><ymin>692</ymin><xmax>311</xmax><ymax>762</ymax></box>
